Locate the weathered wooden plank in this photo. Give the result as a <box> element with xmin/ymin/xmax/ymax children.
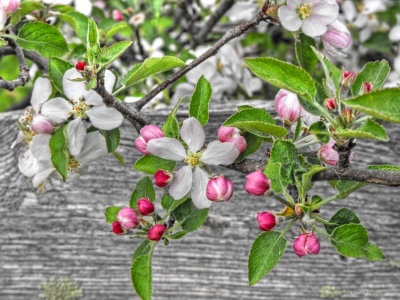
<box><xmin>1</xmin><ymin>104</ymin><xmax>400</xmax><ymax>300</ymax></box>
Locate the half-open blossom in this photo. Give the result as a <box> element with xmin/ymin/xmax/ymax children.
<box><xmin>322</xmin><ymin>20</ymin><xmax>352</xmax><ymax>56</ymax></box>
<box><xmin>1</xmin><ymin>0</ymin><xmax>20</xmax><ymax>13</ymax></box>
<box><xmin>148</xmin><ymin>224</ymin><xmax>166</xmax><ymax>241</ymax></box>
<box><xmin>31</xmin><ymin>114</ymin><xmax>53</xmax><ymax>134</ymax></box>
<box><xmin>275</xmin><ymin>89</ymin><xmax>302</xmax><ymax>123</ymax></box>
<box><xmin>117</xmin><ymin>207</ymin><xmax>138</xmax><ymax>229</ymax></box>
<box><xmin>135</xmin><ymin>125</ymin><xmax>165</xmax><ymax>155</ymax></box>
<box><xmin>137</xmin><ymin>198</ymin><xmax>154</xmax><ymax>216</ymax></box>
<box><xmin>278</xmin><ymin>0</ymin><xmax>339</xmax><ymax>37</ymax></box>
<box><xmin>206</xmin><ymin>176</ymin><xmax>233</xmax><ymax>202</ymax></box>
<box><xmin>257</xmin><ymin>212</ymin><xmax>276</xmax><ymax>231</ymax></box>
<box><xmin>154</xmin><ymin>169</ymin><xmax>173</xmax><ymax>187</ymax></box>
<box><xmin>112</xmin><ymin>221</ymin><xmax>124</xmax><ymax>235</ymax></box>
<box><xmin>218</xmin><ymin>126</ymin><xmax>247</xmax><ymax>153</ymax></box>
<box><xmin>147</xmin><ymin>117</ymin><xmax>240</xmax><ymax>208</ymax></box>
<box><xmin>113</xmin><ymin>10</ymin><xmax>123</xmax><ymax>21</ymax></box>
<box><xmin>245</xmin><ymin>171</ymin><xmax>270</xmax><ymax>196</ymax></box>
<box><xmin>318</xmin><ymin>141</ymin><xmax>339</xmax><ymax>166</ymax></box>
<box><xmin>293</xmin><ymin>233</ymin><xmax>320</xmax><ymax>257</ymax></box>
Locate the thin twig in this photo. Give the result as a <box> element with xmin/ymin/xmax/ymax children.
<box><xmin>134</xmin><ymin>6</ymin><xmax>272</xmax><ymax>111</ymax></box>
<box><xmin>0</xmin><ymin>46</ymin><xmax>49</xmax><ymax>75</ymax></box>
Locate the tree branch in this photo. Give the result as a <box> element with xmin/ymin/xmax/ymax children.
<box><xmin>133</xmin><ymin>5</ymin><xmax>272</xmax><ymax>111</ymax></box>
<box><xmin>0</xmin><ymin>46</ymin><xmax>49</xmax><ymax>75</ymax></box>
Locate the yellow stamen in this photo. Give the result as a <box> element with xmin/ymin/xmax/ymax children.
<box><xmin>184</xmin><ymin>152</ymin><xmax>203</xmax><ymax>168</ymax></box>
<box><xmin>297</xmin><ymin>3</ymin><xmax>313</xmax><ymax>20</ymax></box>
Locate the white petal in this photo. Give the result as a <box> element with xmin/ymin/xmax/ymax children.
<box><xmin>32</xmin><ymin>165</ymin><xmax>55</xmax><ymax>188</ymax></box>
<box><xmin>180</xmin><ymin>117</ymin><xmax>205</xmax><ymax>153</ymax></box>
<box><xmin>169</xmin><ymin>165</ymin><xmax>193</xmax><ymax>200</ymax></box>
<box><xmin>152</xmin><ymin>37</ymin><xmax>164</xmax><ymax>50</ymax></box>
<box><xmin>312</xmin><ymin>1</ymin><xmax>339</xmax><ymax>25</ymax></box>
<box><xmin>389</xmin><ymin>25</ymin><xmax>400</xmax><ymax>42</ymax></box>
<box><xmin>84</xmin><ymin>90</ymin><xmax>103</xmax><ymax>106</ymax></box>
<box><xmin>67</xmin><ymin>117</ymin><xmax>87</xmax><ymax>156</ymax></box>
<box><xmin>0</xmin><ymin>7</ymin><xmax>5</xmax><ymax>31</ymax></box>
<box><xmin>63</xmin><ymin>68</ymin><xmax>86</xmax><ymax>102</ymax></box>
<box><xmin>86</xmin><ymin>106</ymin><xmax>124</xmax><ymax>130</ymax></box>
<box><xmin>104</xmin><ymin>70</ymin><xmax>116</xmax><ymax>93</ymax></box>
<box><xmin>191</xmin><ymin>167</ymin><xmax>212</xmax><ymax>209</ymax></box>
<box><xmin>302</xmin><ymin>18</ymin><xmax>327</xmax><ymax>37</ymax></box>
<box><xmin>18</xmin><ymin>149</ymin><xmax>39</xmax><ymax>177</ymax></box>
<box><xmin>77</xmin><ymin>131</ymin><xmax>108</xmax><ymax>164</ymax></box>
<box><xmin>147</xmin><ymin>137</ymin><xmax>187</xmax><ymax>161</ymax></box>
<box><xmin>31</xmin><ymin>78</ymin><xmax>52</xmax><ymax>112</ymax></box>
<box><xmin>278</xmin><ymin>6</ymin><xmax>302</xmax><ymax>32</ymax></box>
<box><xmin>30</xmin><ymin>134</ymin><xmax>51</xmax><ymax>162</ymax></box>
<box><xmin>41</xmin><ymin>97</ymin><xmax>73</xmax><ymax>123</ymax></box>
<box><xmin>74</xmin><ymin>0</ymin><xmax>92</xmax><ymax>16</ymax></box>
<box><xmin>201</xmin><ymin>140</ymin><xmax>239</xmax><ymax>165</ymax></box>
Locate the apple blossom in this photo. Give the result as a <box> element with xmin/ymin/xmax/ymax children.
<box><xmin>0</xmin><ymin>0</ymin><xmax>20</xmax><ymax>13</ymax></box>
<box><xmin>135</xmin><ymin>125</ymin><xmax>165</xmax><ymax>155</ymax></box>
<box><xmin>31</xmin><ymin>114</ymin><xmax>53</xmax><ymax>134</ymax></box>
<box><xmin>117</xmin><ymin>207</ymin><xmax>138</xmax><ymax>229</ymax></box>
<box><xmin>147</xmin><ymin>117</ymin><xmax>240</xmax><ymax>208</ymax></box>
<box><xmin>148</xmin><ymin>224</ymin><xmax>166</xmax><ymax>241</ymax></box>
<box><xmin>112</xmin><ymin>221</ymin><xmax>124</xmax><ymax>235</ymax></box>
<box><xmin>319</xmin><ymin>142</ymin><xmax>339</xmax><ymax>166</ymax></box>
<box><xmin>137</xmin><ymin>198</ymin><xmax>154</xmax><ymax>216</ymax></box>
<box><xmin>245</xmin><ymin>171</ymin><xmax>270</xmax><ymax>196</ymax></box>
<box><xmin>206</xmin><ymin>176</ymin><xmax>233</xmax><ymax>202</ymax></box>
<box><xmin>322</xmin><ymin>20</ymin><xmax>352</xmax><ymax>56</ymax></box>
<box><xmin>257</xmin><ymin>212</ymin><xmax>276</xmax><ymax>231</ymax></box>
<box><xmin>154</xmin><ymin>169</ymin><xmax>173</xmax><ymax>187</ymax></box>
<box><xmin>218</xmin><ymin>126</ymin><xmax>247</xmax><ymax>153</ymax></box>
<box><xmin>275</xmin><ymin>89</ymin><xmax>303</xmax><ymax>123</ymax></box>
<box><xmin>293</xmin><ymin>233</ymin><xmax>321</xmax><ymax>257</ymax></box>
<box><xmin>278</xmin><ymin>0</ymin><xmax>339</xmax><ymax>37</ymax></box>
<box><xmin>129</xmin><ymin>13</ymin><xmax>145</xmax><ymax>27</ymax></box>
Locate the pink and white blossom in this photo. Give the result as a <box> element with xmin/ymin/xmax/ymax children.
<box><xmin>322</xmin><ymin>20</ymin><xmax>352</xmax><ymax>56</ymax></box>
<box><xmin>275</xmin><ymin>89</ymin><xmax>303</xmax><ymax>123</ymax></box>
<box><xmin>117</xmin><ymin>207</ymin><xmax>138</xmax><ymax>229</ymax></box>
<box><xmin>245</xmin><ymin>171</ymin><xmax>270</xmax><ymax>196</ymax></box>
<box><xmin>135</xmin><ymin>125</ymin><xmax>165</xmax><ymax>155</ymax></box>
<box><xmin>218</xmin><ymin>126</ymin><xmax>247</xmax><ymax>153</ymax></box>
<box><xmin>31</xmin><ymin>114</ymin><xmax>53</xmax><ymax>134</ymax></box>
<box><xmin>206</xmin><ymin>176</ymin><xmax>233</xmax><ymax>202</ymax></box>
<box><xmin>147</xmin><ymin>117</ymin><xmax>240</xmax><ymax>208</ymax></box>
<box><xmin>0</xmin><ymin>0</ymin><xmax>20</xmax><ymax>13</ymax></box>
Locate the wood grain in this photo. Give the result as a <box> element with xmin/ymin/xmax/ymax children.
<box><xmin>1</xmin><ymin>103</ymin><xmax>400</xmax><ymax>300</ymax></box>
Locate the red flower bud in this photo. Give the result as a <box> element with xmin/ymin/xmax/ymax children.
<box><xmin>325</xmin><ymin>98</ymin><xmax>336</xmax><ymax>110</ymax></box>
<box><xmin>148</xmin><ymin>224</ymin><xmax>166</xmax><ymax>241</ymax></box>
<box><xmin>117</xmin><ymin>207</ymin><xmax>138</xmax><ymax>229</ymax></box>
<box><xmin>363</xmin><ymin>82</ymin><xmax>372</xmax><ymax>94</ymax></box>
<box><xmin>75</xmin><ymin>61</ymin><xmax>86</xmax><ymax>71</ymax></box>
<box><xmin>245</xmin><ymin>171</ymin><xmax>270</xmax><ymax>196</ymax></box>
<box><xmin>154</xmin><ymin>169</ymin><xmax>173</xmax><ymax>187</ymax></box>
<box><xmin>206</xmin><ymin>176</ymin><xmax>233</xmax><ymax>202</ymax></box>
<box><xmin>341</xmin><ymin>70</ymin><xmax>357</xmax><ymax>87</ymax></box>
<box><xmin>256</xmin><ymin>212</ymin><xmax>276</xmax><ymax>231</ymax></box>
<box><xmin>137</xmin><ymin>198</ymin><xmax>154</xmax><ymax>215</ymax></box>
<box><xmin>112</xmin><ymin>221</ymin><xmax>124</xmax><ymax>235</ymax></box>
<box><xmin>293</xmin><ymin>233</ymin><xmax>320</xmax><ymax>257</ymax></box>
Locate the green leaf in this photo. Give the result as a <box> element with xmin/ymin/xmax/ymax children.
<box><xmin>130</xmin><ymin>177</ymin><xmax>155</xmax><ymax>209</ymax></box>
<box><xmin>295</xmin><ymin>33</ymin><xmax>318</xmax><ymax>74</ymax></box>
<box><xmin>122</xmin><ymin>56</ymin><xmax>185</xmax><ymax>87</ymax></box>
<box><xmin>299</xmin><ymin>165</ymin><xmax>327</xmax><ymax>202</ymax></box>
<box><xmin>49</xmin><ymin>125</ymin><xmax>69</xmax><ymax>181</ymax></box>
<box><xmin>121</xmin><ymin>64</ymin><xmax>142</xmax><ymax>86</ymax></box>
<box><xmin>223</xmin><ymin>108</ymin><xmax>288</xmax><ymax>138</ymax></box>
<box><xmin>235</xmin><ymin>132</ymin><xmax>263</xmax><ymax>163</ymax></box>
<box><xmin>161</xmin><ymin>194</ymin><xmax>188</xmax><ymax>213</ymax></box>
<box><xmin>189</xmin><ymin>76</ymin><xmax>212</xmax><ymax>126</ymax></box>
<box><xmin>309</xmin><ymin>121</ymin><xmax>330</xmax><ymax>143</ymax></box>
<box><xmin>59</xmin><ymin>11</ymin><xmax>89</xmax><ymax>44</ymax></box>
<box><xmin>245</xmin><ymin>57</ymin><xmax>316</xmax><ymax>102</ymax></box>
<box><xmin>48</xmin><ymin>58</ymin><xmax>73</xmax><ymax>94</ymax></box>
<box><xmin>367</xmin><ymin>164</ymin><xmax>400</xmax><ymax>172</ymax></box>
<box><xmin>87</xmin><ymin>18</ymin><xmax>99</xmax><ymax>48</ymax></box>
<box><xmin>293</xmin><ymin>118</ymin><xmax>302</xmax><ymax>142</ymax></box>
<box><xmin>324</xmin><ymin>208</ymin><xmax>360</xmax><ymax>235</ymax></box>
<box><xmin>351</xmin><ymin>60</ymin><xmax>390</xmax><ymax>96</ymax></box>
<box><xmin>343</xmin><ymin>88</ymin><xmax>400</xmax><ymax>124</ymax></box>
<box><xmin>0</xmin><ymin>38</ymin><xmax>7</xmax><ymax>47</ymax></box>
<box><xmin>16</xmin><ymin>22</ymin><xmax>68</xmax><ymax>58</ymax></box>
<box><xmin>11</xmin><ymin>1</ymin><xmax>45</xmax><ymax>25</ymax></box>
<box><xmin>364</xmin><ymin>32</ymin><xmax>392</xmax><ymax>52</ymax></box>
<box><xmin>98</xmin><ymin>41</ymin><xmax>133</xmax><ymax>70</ymax></box>
<box><xmin>335</xmin><ymin>120</ymin><xmax>388</xmax><ymax>141</ymax></box>
<box><xmin>131</xmin><ymin>241</ymin><xmax>154</xmax><ymax>300</ymax></box>
<box><xmin>104</xmin><ymin>206</ymin><xmax>122</xmax><ymax>223</ymax></box>
<box><xmin>162</xmin><ymin>98</ymin><xmax>183</xmax><ymax>139</ymax></box>
<box><xmin>112</xmin><ymin>151</ymin><xmax>125</xmax><ymax>166</ymax></box>
<box><xmin>265</xmin><ymin>162</ymin><xmax>285</xmax><ymax>194</ymax></box>
<box><xmin>105</xmin><ymin>22</ymin><xmax>129</xmax><ymax>39</ymax></box>
<box><xmin>248</xmin><ymin>231</ymin><xmax>286</xmax><ymax>286</ymax></box>
<box><xmin>268</xmin><ymin>140</ymin><xmax>300</xmax><ymax>184</ymax></box>
<box><xmin>134</xmin><ymin>155</ymin><xmax>176</xmax><ymax>174</ymax></box>
<box><xmin>173</xmin><ymin>198</ymin><xmax>209</xmax><ymax>232</ymax></box>
<box><xmin>312</xmin><ymin>47</ymin><xmax>342</xmax><ymax>93</ymax></box>
<box><xmin>364</xmin><ymin>243</ymin><xmax>385</xmax><ymax>261</ymax></box>
<box><xmin>167</xmin><ymin>231</ymin><xmax>188</xmax><ymax>239</ymax></box>
<box><xmin>334</xmin><ymin>180</ymin><xmax>369</xmax><ymax>199</ymax></box>
<box><xmin>100</xmin><ymin>128</ymin><xmax>120</xmax><ymax>153</ymax></box>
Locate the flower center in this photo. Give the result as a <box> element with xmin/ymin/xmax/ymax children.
<box><xmin>297</xmin><ymin>3</ymin><xmax>313</xmax><ymax>20</ymax></box>
<box><xmin>184</xmin><ymin>152</ymin><xmax>203</xmax><ymax>168</ymax></box>
<box><xmin>70</xmin><ymin>101</ymin><xmax>89</xmax><ymax>118</ymax></box>
<box><xmin>67</xmin><ymin>155</ymin><xmax>81</xmax><ymax>171</ymax></box>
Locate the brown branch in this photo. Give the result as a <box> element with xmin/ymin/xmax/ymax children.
<box><xmin>133</xmin><ymin>5</ymin><xmax>272</xmax><ymax>111</ymax></box>
<box><xmin>192</xmin><ymin>0</ymin><xmax>235</xmax><ymax>47</ymax></box>
<box><xmin>0</xmin><ymin>46</ymin><xmax>49</xmax><ymax>75</ymax></box>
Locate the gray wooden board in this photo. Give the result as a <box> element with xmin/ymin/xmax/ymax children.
<box><xmin>1</xmin><ymin>103</ymin><xmax>400</xmax><ymax>300</ymax></box>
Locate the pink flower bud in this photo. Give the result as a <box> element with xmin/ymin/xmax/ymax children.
<box><xmin>322</xmin><ymin>20</ymin><xmax>352</xmax><ymax>52</ymax></box>
<box><xmin>112</xmin><ymin>221</ymin><xmax>124</xmax><ymax>235</ymax></box>
<box><xmin>154</xmin><ymin>169</ymin><xmax>173</xmax><ymax>187</ymax></box>
<box><xmin>1</xmin><ymin>0</ymin><xmax>20</xmax><ymax>13</ymax></box>
<box><xmin>218</xmin><ymin>126</ymin><xmax>247</xmax><ymax>153</ymax></box>
<box><xmin>206</xmin><ymin>176</ymin><xmax>233</xmax><ymax>202</ymax></box>
<box><xmin>31</xmin><ymin>113</ymin><xmax>53</xmax><ymax>134</ymax></box>
<box><xmin>293</xmin><ymin>233</ymin><xmax>320</xmax><ymax>257</ymax></box>
<box><xmin>245</xmin><ymin>171</ymin><xmax>270</xmax><ymax>196</ymax></box>
<box><xmin>325</xmin><ymin>98</ymin><xmax>336</xmax><ymax>110</ymax></box>
<box><xmin>257</xmin><ymin>212</ymin><xmax>276</xmax><ymax>231</ymax></box>
<box><xmin>117</xmin><ymin>207</ymin><xmax>138</xmax><ymax>229</ymax></box>
<box><xmin>318</xmin><ymin>142</ymin><xmax>339</xmax><ymax>166</ymax></box>
<box><xmin>113</xmin><ymin>10</ymin><xmax>123</xmax><ymax>21</ymax></box>
<box><xmin>363</xmin><ymin>82</ymin><xmax>372</xmax><ymax>93</ymax></box>
<box><xmin>275</xmin><ymin>89</ymin><xmax>302</xmax><ymax>123</ymax></box>
<box><xmin>342</xmin><ymin>70</ymin><xmax>357</xmax><ymax>87</ymax></box>
<box><xmin>148</xmin><ymin>224</ymin><xmax>166</xmax><ymax>241</ymax></box>
<box><xmin>137</xmin><ymin>198</ymin><xmax>154</xmax><ymax>216</ymax></box>
<box><xmin>135</xmin><ymin>125</ymin><xmax>164</xmax><ymax>155</ymax></box>
<box><xmin>75</xmin><ymin>61</ymin><xmax>86</xmax><ymax>71</ymax></box>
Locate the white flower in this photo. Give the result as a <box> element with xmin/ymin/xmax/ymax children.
<box><xmin>146</xmin><ymin>117</ymin><xmax>240</xmax><ymax>209</ymax></box>
<box><xmin>140</xmin><ymin>37</ymin><xmax>164</xmax><ymax>58</ymax></box>
<box><xmin>39</xmin><ymin>68</ymin><xmax>123</xmax><ymax>156</ymax></box>
<box><xmin>43</xmin><ymin>0</ymin><xmax>93</xmax><ymax>16</ymax></box>
<box><xmin>278</xmin><ymin>0</ymin><xmax>339</xmax><ymax>37</ymax></box>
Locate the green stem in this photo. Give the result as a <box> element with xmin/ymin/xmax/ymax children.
<box><xmin>278</xmin><ymin>218</ymin><xmax>297</xmax><ymax>240</ymax></box>
<box><xmin>313</xmin><ymin>225</ymin><xmax>332</xmax><ymax>240</ymax></box>
<box><xmin>112</xmin><ymin>86</ymin><xmax>127</xmax><ymax>96</ymax></box>
<box><xmin>282</xmin><ymin>189</ymin><xmax>296</xmax><ymax>207</ymax></box>
<box><xmin>314</xmin><ymin>102</ymin><xmax>336</xmax><ymax>126</ymax></box>
<box><xmin>351</xmin><ymin>116</ymin><xmax>370</xmax><ymax>127</ymax></box>
<box><xmin>310</xmin><ymin>194</ymin><xmax>339</xmax><ymax>211</ymax></box>
<box><xmin>270</xmin><ymin>192</ymin><xmax>292</xmax><ymax>207</ymax></box>
<box><xmin>313</xmin><ymin>214</ymin><xmax>336</xmax><ymax>225</ymax></box>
